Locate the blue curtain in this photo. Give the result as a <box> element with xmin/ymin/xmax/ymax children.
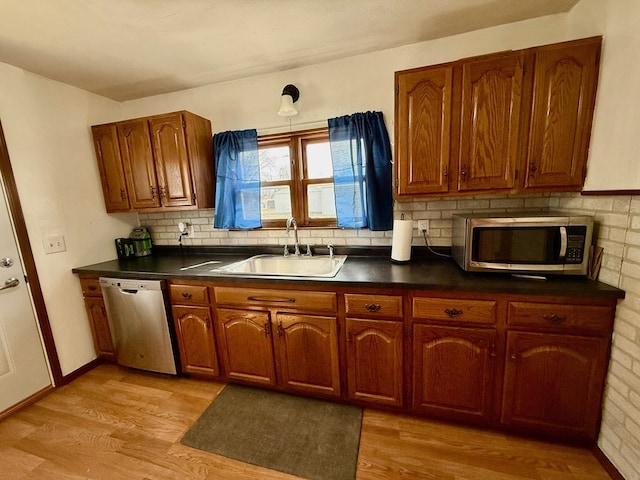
<box><xmin>213</xmin><ymin>129</ymin><xmax>261</xmax><ymax>229</ymax></box>
<box><xmin>328</xmin><ymin>111</ymin><xmax>393</xmax><ymax>231</ymax></box>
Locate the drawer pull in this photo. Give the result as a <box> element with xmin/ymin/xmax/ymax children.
<box><xmin>181</xmin><ymin>292</ymin><xmax>193</xmax><ymax>300</ymax></box>
<box><xmin>247</xmin><ymin>296</ymin><xmax>295</xmax><ymax>303</ymax></box>
<box><xmin>88</xmin><ymin>285</ymin><xmax>97</xmax><ymax>291</ymax></box>
<box><xmin>365</xmin><ymin>303</ymin><xmax>381</xmax><ymax>312</ymax></box>
<box><xmin>444</xmin><ymin>308</ymin><xmax>463</xmax><ymax>318</ymax></box>
<box><xmin>543</xmin><ymin>314</ymin><xmax>566</xmax><ymax>325</ymax></box>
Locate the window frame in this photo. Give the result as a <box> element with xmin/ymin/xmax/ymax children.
<box><xmin>258</xmin><ymin>127</ymin><xmax>336</xmax><ymax>229</ymax></box>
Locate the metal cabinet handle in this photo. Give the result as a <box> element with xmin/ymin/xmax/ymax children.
<box><xmin>88</xmin><ymin>285</ymin><xmax>97</xmax><ymax>291</ymax></box>
<box><xmin>277</xmin><ymin>322</ymin><xmax>284</xmax><ymax>337</ymax></box>
<box><xmin>247</xmin><ymin>296</ymin><xmax>295</xmax><ymax>303</ymax></box>
<box><xmin>263</xmin><ymin>323</ymin><xmax>270</xmax><ymax>337</ymax></box>
<box><xmin>444</xmin><ymin>308</ymin><xmax>463</xmax><ymax>318</ymax></box>
<box><xmin>182</xmin><ymin>292</ymin><xmax>192</xmax><ymax>300</ymax></box>
<box><xmin>0</xmin><ymin>278</ymin><xmax>19</xmax><ymax>291</ymax></box>
<box><xmin>365</xmin><ymin>303</ymin><xmax>381</xmax><ymax>312</ymax></box>
<box><xmin>543</xmin><ymin>314</ymin><xmax>566</xmax><ymax>325</ymax></box>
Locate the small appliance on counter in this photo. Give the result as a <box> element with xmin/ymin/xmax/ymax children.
<box><xmin>130</xmin><ymin>227</ymin><xmax>153</xmax><ymax>257</ymax></box>
<box><xmin>115</xmin><ymin>238</ymin><xmax>135</xmax><ymax>260</ymax></box>
<box><xmin>452</xmin><ymin>212</ymin><xmax>594</xmax><ymax>276</ymax></box>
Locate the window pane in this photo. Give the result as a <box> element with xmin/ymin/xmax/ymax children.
<box><xmin>261</xmin><ymin>185</ymin><xmax>292</xmax><ymax>219</ymax></box>
<box><xmin>307</xmin><ymin>183</ymin><xmax>336</xmax><ymax>218</ymax></box>
<box><xmin>259</xmin><ymin>146</ymin><xmax>291</xmax><ymax>181</ymax></box>
<box><xmin>306</xmin><ymin>142</ymin><xmax>333</xmax><ymax>179</ymax></box>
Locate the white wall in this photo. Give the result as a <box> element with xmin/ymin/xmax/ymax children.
<box><xmin>569</xmin><ymin>0</ymin><xmax>640</xmax><ymax>192</ymax></box>
<box><xmin>0</xmin><ymin>61</ymin><xmax>137</xmax><ymax>376</ymax></box>
<box><xmin>120</xmin><ymin>15</ymin><xmax>570</xmax><ymax>136</ymax></box>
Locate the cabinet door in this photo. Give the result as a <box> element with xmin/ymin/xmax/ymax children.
<box><xmin>91</xmin><ymin>124</ymin><xmax>130</xmax><ymax>212</ymax></box>
<box><xmin>346</xmin><ymin>318</ymin><xmax>403</xmax><ymax>407</ymax></box>
<box><xmin>274</xmin><ymin>313</ymin><xmax>340</xmax><ymax>397</ymax></box>
<box><xmin>501</xmin><ymin>331</ymin><xmax>609</xmax><ymax>441</ymax></box>
<box><xmin>148</xmin><ymin>113</ymin><xmax>195</xmax><ymax>208</ymax></box>
<box><xmin>525</xmin><ymin>38</ymin><xmax>601</xmax><ymax>189</ymax></box>
<box><xmin>458</xmin><ymin>52</ymin><xmax>524</xmax><ymax>192</ymax></box>
<box><xmin>172</xmin><ymin>305</ymin><xmax>219</xmax><ymax>377</ymax></box>
<box><xmin>83</xmin><ymin>296</ymin><xmax>116</xmax><ymax>361</ymax></box>
<box><xmin>395</xmin><ymin>64</ymin><xmax>453</xmax><ymax>195</ymax></box>
<box><xmin>412</xmin><ymin>324</ymin><xmax>496</xmax><ymax>424</ymax></box>
<box><xmin>217</xmin><ymin>308</ymin><xmax>276</xmax><ymax>386</ymax></box>
<box><xmin>117</xmin><ymin>119</ymin><xmax>161</xmax><ymax>209</ymax></box>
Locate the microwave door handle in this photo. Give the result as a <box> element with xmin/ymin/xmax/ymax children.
<box><xmin>559</xmin><ymin>226</ymin><xmax>567</xmax><ymax>259</ymax></box>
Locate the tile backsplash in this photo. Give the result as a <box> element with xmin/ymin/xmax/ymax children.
<box><xmin>139</xmin><ymin>192</ymin><xmax>554</xmax><ymax>249</ymax></box>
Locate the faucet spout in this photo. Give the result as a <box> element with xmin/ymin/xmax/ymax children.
<box><xmin>286</xmin><ymin>216</ymin><xmax>301</xmax><ymax>256</ymax></box>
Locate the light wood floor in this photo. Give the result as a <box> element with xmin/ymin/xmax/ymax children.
<box><xmin>0</xmin><ymin>364</ymin><xmax>612</xmax><ymax>480</ymax></box>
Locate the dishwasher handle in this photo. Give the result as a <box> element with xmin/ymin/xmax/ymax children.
<box><xmin>121</xmin><ymin>288</ymin><xmax>139</xmax><ymax>294</ymax></box>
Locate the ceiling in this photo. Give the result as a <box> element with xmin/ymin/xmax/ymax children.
<box><xmin>0</xmin><ymin>0</ymin><xmax>580</xmax><ymax>101</ymax></box>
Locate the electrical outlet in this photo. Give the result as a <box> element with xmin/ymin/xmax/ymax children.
<box><xmin>43</xmin><ymin>234</ymin><xmax>66</xmax><ymax>254</ymax></box>
<box><xmin>418</xmin><ymin>220</ymin><xmax>429</xmax><ymax>234</ymax></box>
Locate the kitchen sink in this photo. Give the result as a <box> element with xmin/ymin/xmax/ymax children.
<box><xmin>211</xmin><ymin>254</ymin><xmax>347</xmax><ymax>277</ymax></box>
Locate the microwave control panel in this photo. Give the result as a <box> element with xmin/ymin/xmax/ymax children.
<box><xmin>565</xmin><ymin>226</ymin><xmax>587</xmax><ymax>263</ymax></box>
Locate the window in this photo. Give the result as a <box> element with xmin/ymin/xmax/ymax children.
<box><xmin>258</xmin><ymin>128</ymin><xmax>336</xmax><ymax>228</ymax></box>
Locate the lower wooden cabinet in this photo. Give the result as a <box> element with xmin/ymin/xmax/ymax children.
<box><xmin>169</xmin><ymin>283</ymin><xmax>219</xmax><ymax>378</ymax></box>
<box><xmin>217</xmin><ymin>308</ymin><xmax>276</xmax><ymax>386</ymax></box>
<box><xmin>345</xmin><ymin>318</ymin><xmax>403</xmax><ymax>407</ymax></box>
<box><xmin>79</xmin><ymin>276</ymin><xmax>115</xmax><ymax>361</ymax></box>
<box><xmin>501</xmin><ymin>330</ymin><xmax>610</xmax><ymax>441</ymax></box>
<box><xmin>172</xmin><ymin>305</ymin><xmax>219</xmax><ymax>377</ymax></box>
<box><xmin>83</xmin><ymin>296</ymin><xmax>116</xmax><ymax>361</ymax></box>
<box><xmin>275</xmin><ymin>313</ymin><xmax>340</xmax><ymax>396</ymax></box>
<box><xmin>215</xmin><ymin>296</ymin><xmax>341</xmax><ymax>397</ymax></box>
<box><xmin>412</xmin><ymin>324</ymin><xmax>496</xmax><ymax>424</ymax></box>
<box><xmin>150</xmin><ymin>281</ymin><xmax>620</xmax><ymax>444</ymax></box>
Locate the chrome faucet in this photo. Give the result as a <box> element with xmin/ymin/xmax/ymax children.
<box><xmin>286</xmin><ymin>216</ymin><xmax>301</xmax><ymax>256</ymax></box>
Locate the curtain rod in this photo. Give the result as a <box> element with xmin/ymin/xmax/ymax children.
<box><xmin>257</xmin><ymin>119</ymin><xmax>327</xmax><ymax>136</ymax></box>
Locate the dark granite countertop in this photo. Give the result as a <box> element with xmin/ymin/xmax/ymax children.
<box><xmin>72</xmin><ymin>246</ymin><xmax>625</xmax><ymax>299</ymax></box>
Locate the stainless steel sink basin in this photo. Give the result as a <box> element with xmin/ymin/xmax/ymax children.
<box><xmin>211</xmin><ymin>254</ymin><xmax>347</xmax><ymax>277</ymax></box>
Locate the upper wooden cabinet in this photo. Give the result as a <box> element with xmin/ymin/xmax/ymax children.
<box><xmin>524</xmin><ymin>38</ymin><xmax>601</xmax><ymax>190</ymax></box>
<box><xmin>91</xmin><ymin>110</ymin><xmax>214</xmax><ymax>212</ymax></box>
<box><xmin>92</xmin><ymin>124</ymin><xmax>130</xmax><ymax>211</ymax></box>
<box><xmin>396</xmin><ymin>64</ymin><xmax>453</xmax><ymax>195</ymax></box>
<box><xmin>457</xmin><ymin>51</ymin><xmax>524</xmax><ymax>192</ymax></box>
<box><xmin>395</xmin><ymin>37</ymin><xmax>601</xmax><ymax>197</ymax></box>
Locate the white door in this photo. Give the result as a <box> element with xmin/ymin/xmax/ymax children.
<box><xmin>0</xmin><ymin>175</ymin><xmax>51</xmax><ymax>412</ymax></box>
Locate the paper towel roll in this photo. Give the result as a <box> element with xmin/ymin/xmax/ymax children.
<box><xmin>391</xmin><ymin>219</ymin><xmax>413</xmax><ymax>263</ymax></box>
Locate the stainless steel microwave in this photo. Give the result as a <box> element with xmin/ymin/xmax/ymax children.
<box><xmin>452</xmin><ymin>213</ymin><xmax>594</xmax><ymax>275</ymax></box>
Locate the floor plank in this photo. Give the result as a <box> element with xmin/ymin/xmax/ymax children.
<box><xmin>0</xmin><ymin>364</ymin><xmax>612</xmax><ymax>479</ymax></box>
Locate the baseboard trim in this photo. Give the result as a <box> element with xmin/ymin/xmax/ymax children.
<box><xmin>0</xmin><ymin>385</ymin><xmax>54</xmax><ymax>422</ymax></box>
<box><xmin>60</xmin><ymin>358</ymin><xmax>103</xmax><ymax>385</ymax></box>
<box><xmin>592</xmin><ymin>446</ymin><xmax>625</xmax><ymax>480</ymax></box>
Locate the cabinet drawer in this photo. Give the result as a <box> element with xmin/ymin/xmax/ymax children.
<box><xmin>345</xmin><ymin>294</ymin><xmax>403</xmax><ymax>318</ymax></box>
<box><xmin>215</xmin><ymin>287</ymin><xmax>336</xmax><ymax>313</ymax></box>
<box><xmin>170</xmin><ymin>284</ymin><xmax>210</xmax><ymax>305</ymax></box>
<box><xmin>508</xmin><ymin>302</ymin><xmax>614</xmax><ymax>333</ymax></box>
<box><xmin>80</xmin><ymin>277</ymin><xmax>102</xmax><ymax>297</ymax></box>
<box><xmin>412</xmin><ymin>297</ymin><xmax>496</xmax><ymax>325</ymax></box>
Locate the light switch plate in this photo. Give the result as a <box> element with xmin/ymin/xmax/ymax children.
<box><xmin>43</xmin><ymin>235</ymin><xmax>66</xmax><ymax>254</ymax></box>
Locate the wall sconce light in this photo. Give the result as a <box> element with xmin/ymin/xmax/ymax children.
<box><xmin>278</xmin><ymin>84</ymin><xmax>300</xmax><ymax>116</ymax></box>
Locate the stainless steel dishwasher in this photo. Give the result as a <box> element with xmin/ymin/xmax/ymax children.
<box><xmin>99</xmin><ymin>277</ymin><xmax>178</xmax><ymax>375</ymax></box>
